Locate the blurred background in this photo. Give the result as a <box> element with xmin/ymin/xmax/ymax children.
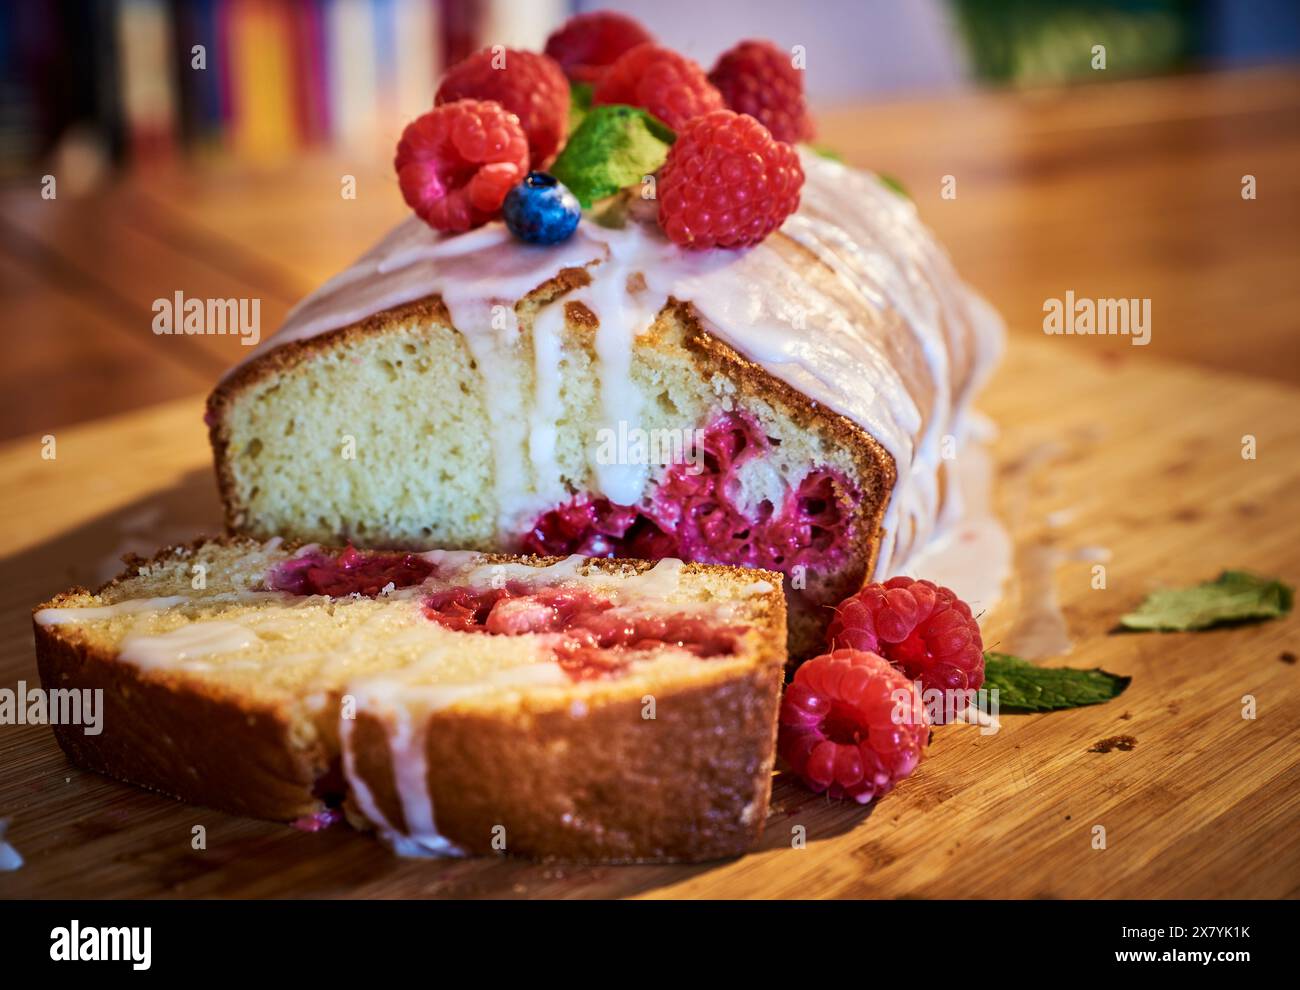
<box><xmin>0</xmin><ymin>0</ymin><xmax>1298</xmax><ymax>439</ymax></box>
<box><xmin>3</xmin><ymin>0</ymin><xmax>1298</xmax><ymax>173</ymax></box>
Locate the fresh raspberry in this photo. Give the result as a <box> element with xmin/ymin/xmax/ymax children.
<box><xmin>827</xmin><ymin>576</ymin><xmax>985</xmax><ymax>694</ymax></box>
<box><xmin>708</xmin><ymin>39</ymin><xmax>813</xmax><ymax>143</ymax></box>
<box><xmin>592</xmin><ymin>43</ymin><xmax>724</xmax><ymax>132</ymax></box>
<box><xmin>544</xmin><ymin>11</ymin><xmax>654</xmax><ymax>85</ymax></box>
<box><xmin>656</xmin><ymin>110</ymin><xmax>803</xmax><ymax>249</ymax></box>
<box><xmin>436</xmin><ymin>48</ymin><xmax>570</xmax><ymax>168</ymax></box>
<box><xmin>779</xmin><ymin>649</ymin><xmax>928</xmax><ymax>803</ymax></box>
<box><xmin>393</xmin><ymin>100</ymin><xmax>529</xmax><ymax>232</ymax></box>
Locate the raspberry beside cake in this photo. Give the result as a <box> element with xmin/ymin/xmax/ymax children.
<box><xmin>34</xmin><ymin>539</ymin><xmax>786</xmax><ymax>862</ymax></box>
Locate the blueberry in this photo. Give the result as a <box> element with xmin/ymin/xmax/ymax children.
<box><xmin>503</xmin><ymin>172</ymin><xmax>580</xmax><ymax>245</ymax></box>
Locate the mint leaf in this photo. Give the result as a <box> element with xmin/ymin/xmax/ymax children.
<box><xmin>552</xmin><ymin>104</ymin><xmax>675</xmax><ymax>208</ymax></box>
<box><xmin>983</xmin><ymin>652</ymin><xmax>1130</xmax><ymax>712</ymax></box>
<box><xmin>878</xmin><ymin>172</ymin><xmax>910</xmax><ymax>199</ymax></box>
<box><xmin>808</xmin><ymin>144</ymin><xmax>843</xmax><ymax>162</ymax></box>
<box><xmin>569</xmin><ymin>81</ymin><xmax>593</xmax><ymax>134</ymax></box>
<box><xmin>1119</xmin><ymin>571</ymin><xmax>1294</xmax><ymax>631</ymax></box>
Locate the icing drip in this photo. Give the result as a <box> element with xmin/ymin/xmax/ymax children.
<box><xmin>339</xmin><ymin>661</ymin><xmax>571</xmax><ymax>857</ymax></box>
<box><xmin>618</xmin><ymin>557</ymin><xmax>685</xmax><ymax>599</ymax></box>
<box><xmin>443</xmin><ymin>297</ymin><xmax>531</xmax><ymax>531</ymax></box>
<box><xmin>120</xmin><ymin>620</ymin><xmax>258</xmax><ymax>671</ymax></box>
<box><xmin>233</xmin><ymin>151</ymin><xmax>1004</xmax><ymax>578</ymax></box>
<box><xmin>528</xmin><ymin>299</ymin><xmax>569</xmax><ymax>506</ymax></box>
<box><xmin>898</xmin><ymin>440</ymin><xmax>1011</xmax><ymax>616</ymax></box>
<box><xmin>340</xmin><ymin>679</ymin><xmax>464</xmax><ymax>858</ymax></box>
<box><xmin>460</xmin><ymin>552</ymin><xmax>589</xmax><ymax>588</ymax></box>
<box><xmin>35</xmin><ymin>596</ymin><xmax>190</xmax><ymax>626</ymax></box>
<box><xmin>573</xmin><ymin>251</ymin><xmax>659</xmax><ymax>506</ymax></box>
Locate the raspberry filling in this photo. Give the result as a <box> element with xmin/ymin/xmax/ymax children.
<box><xmin>266</xmin><ymin>547</ymin><xmax>437</xmax><ymax>598</ymax></box>
<box><xmin>262</xmin><ymin>549</ymin><xmax>743</xmax><ymax>682</ymax></box>
<box><xmin>423</xmin><ymin>583</ymin><xmax>743</xmax><ymax>681</ymax></box>
<box><xmin>521</xmin><ymin>411</ymin><xmax>857</xmax><ymax>579</ymax></box>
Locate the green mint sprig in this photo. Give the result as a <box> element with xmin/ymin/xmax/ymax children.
<box><xmin>551</xmin><ymin>104</ymin><xmax>675</xmax><ymax>208</ymax></box>
<box><xmin>877</xmin><ymin>172</ymin><xmax>910</xmax><ymax>199</ymax></box>
<box><xmin>983</xmin><ymin>652</ymin><xmax>1131</xmax><ymax>712</ymax></box>
<box><xmin>568</xmin><ymin>81</ymin><xmax>593</xmax><ymax>134</ymax></box>
<box><xmin>1119</xmin><ymin>571</ymin><xmax>1294</xmax><ymax>632</ymax></box>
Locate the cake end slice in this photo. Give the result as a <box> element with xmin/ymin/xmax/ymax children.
<box><xmin>34</xmin><ymin>538</ymin><xmax>787</xmax><ymax>862</ymax></box>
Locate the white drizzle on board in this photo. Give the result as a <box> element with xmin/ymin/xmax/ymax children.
<box><xmin>237</xmin><ymin>151</ymin><xmax>1004</xmax><ymax>577</ymax></box>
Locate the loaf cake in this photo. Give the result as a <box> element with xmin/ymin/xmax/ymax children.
<box><xmin>34</xmin><ymin>538</ymin><xmax>786</xmax><ymax>862</ymax></box>
<box><xmin>208</xmin><ymin>148</ymin><xmax>1002</xmax><ymax>659</ymax></box>
<box><xmin>206</xmin><ymin>19</ymin><xmax>1002</xmax><ymax>660</ymax></box>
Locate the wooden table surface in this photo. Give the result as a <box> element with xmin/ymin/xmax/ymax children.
<box><xmin>1</xmin><ymin>68</ymin><xmax>1298</xmax><ymax>898</ymax></box>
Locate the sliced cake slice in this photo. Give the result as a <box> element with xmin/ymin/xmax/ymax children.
<box><xmin>33</xmin><ymin>538</ymin><xmax>786</xmax><ymax>862</ymax></box>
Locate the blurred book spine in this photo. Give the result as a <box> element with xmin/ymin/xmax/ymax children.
<box><xmin>226</xmin><ymin>0</ymin><xmax>298</xmax><ymax>160</ymax></box>
<box><xmin>2</xmin><ymin>0</ymin><xmax>470</xmax><ymax>173</ymax></box>
<box><xmin>290</xmin><ymin>0</ymin><xmax>331</xmax><ymax>147</ymax></box>
<box><xmin>117</xmin><ymin>0</ymin><xmax>177</xmax><ymax>160</ymax></box>
<box><xmin>173</xmin><ymin>0</ymin><xmax>222</xmax><ymax>146</ymax></box>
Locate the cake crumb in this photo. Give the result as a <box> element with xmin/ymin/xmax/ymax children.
<box><xmin>1089</xmin><ymin>735</ymin><xmax>1137</xmax><ymax>754</ymax></box>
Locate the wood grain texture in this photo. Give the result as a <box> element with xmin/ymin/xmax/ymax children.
<box><xmin>0</xmin><ymin>335</ymin><xmax>1296</xmax><ymax>899</ymax></box>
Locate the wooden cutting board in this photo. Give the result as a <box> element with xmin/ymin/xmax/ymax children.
<box><xmin>1</xmin><ymin>335</ymin><xmax>1296</xmax><ymax>899</ymax></box>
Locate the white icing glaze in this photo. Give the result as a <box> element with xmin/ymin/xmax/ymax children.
<box><xmin>338</xmin><ymin>660</ymin><xmax>572</xmax><ymax>857</ymax></box>
<box><xmin>120</xmin><ymin>620</ymin><xmax>257</xmax><ymax>670</ymax></box>
<box><xmin>460</xmin><ymin>552</ymin><xmax>588</xmax><ymax>588</ymax></box>
<box><xmin>35</xmin><ymin>596</ymin><xmax>190</xmax><ymax>626</ymax></box>
<box><xmin>900</xmin><ymin>440</ymin><xmax>1011</xmax><ymax>617</ymax></box>
<box><xmin>528</xmin><ymin>299</ymin><xmax>569</xmax><ymax>506</ymax></box>
<box><xmin>1002</xmin><ymin>542</ymin><xmax>1110</xmax><ymax>659</ymax></box>
<box><xmin>237</xmin><ymin>151</ymin><xmax>1003</xmax><ymax>577</ymax></box>
<box><xmin>418</xmin><ymin>547</ymin><xmax>484</xmax><ymax>571</ymax></box>
<box><xmin>617</xmin><ymin>556</ymin><xmax>685</xmax><ymax>599</ymax></box>
<box><xmin>428</xmin><ymin>551</ymin><xmax>684</xmax><ymax>602</ymax></box>
<box><xmin>573</xmin><ymin>255</ymin><xmax>660</xmax><ymax>506</ymax></box>
<box><xmin>340</xmin><ymin>680</ymin><xmax>464</xmax><ymax>857</ymax></box>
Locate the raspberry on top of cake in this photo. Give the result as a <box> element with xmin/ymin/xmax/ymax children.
<box><xmin>206</xmin><ymin>14</ymin><xmax>1003</xmax><ymax>660</ymax></box>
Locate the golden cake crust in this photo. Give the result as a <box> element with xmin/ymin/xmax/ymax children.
<box><xmin>35</xmin><ymin>614</ymin><xmax>328</xmax><ymax>819</ymax></box>
<box><xmin>348</xmin><ymin>659</ymin><xmax>784</xmax><ymax>863</ymax></box>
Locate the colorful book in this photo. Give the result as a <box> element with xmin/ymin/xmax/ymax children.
<box><xmin>225</xmin><ymin>0</ymin><xmax>299</xmax><ymax>160</ymax></box>
<box><xmin>116</xmin><ymin>0</ymin><xmax>178</xmax><ymax>161</ymax></box>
